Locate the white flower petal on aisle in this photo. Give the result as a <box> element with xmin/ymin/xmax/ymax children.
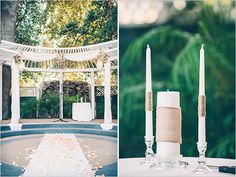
<box><xmin>23</xmin><ymin>134</ymin><xmax>94</xmax><ymax>177</ymax></box>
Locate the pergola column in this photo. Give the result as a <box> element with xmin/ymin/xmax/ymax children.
<box><xmin>90</xmin><ymin>71</ymin><xmax>95</xmax><ymax>119</ymax></box>
<box><xmin>59</xmin><ymin>72</ymin><xmax>63</xmax><ymax>119</ymax></box>
<box><xmin>11</xmin><ymin>61</ymin><xmax>20</xmax><ymax>124</ymax></box>
<box><xmin>0</xmin><ymin>63</ymin><xmax>2</xmax><ymax>120</ymax></box>
<box><xmin>101</xmin><ymin>59</ymin><xmax>113</xmax><ymax>130</ymax></box>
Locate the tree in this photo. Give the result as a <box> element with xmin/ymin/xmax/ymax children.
<box><xmin>16</xmin><ymin>0</ymin><xmax>117</xmax><ymax>47</ymax></box>
<box><xmin>16</xmin><ymin>0</ymin><xmax>47</xmax><ymax>45</ymax></box>
<box><xmin>43</xmin><ymin>0</ymin><xmax>91</xmax><ymax>47</ymax></box>
<box><xmin>1</xmin><ymin>1</ymin><xmax>18</xmax><ymax>119</ymax></box>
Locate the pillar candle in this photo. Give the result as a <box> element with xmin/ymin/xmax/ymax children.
<box><xmin>156</xmin><ymin>91</ymin><xmax>181</xmax><ymax>160</ymax></box>
<box><xmin>145</xmin><ymin>45</ymin><xmax>153</xmax><ymax>140</ymax></box>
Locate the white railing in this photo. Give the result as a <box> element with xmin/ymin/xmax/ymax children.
<box><xmin>20</xmin><ymin>87</ymin><xmax>37</xmax><ymax>97</ymax></box>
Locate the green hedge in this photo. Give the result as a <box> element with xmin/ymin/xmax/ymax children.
<box><xmin>20</xmin><ymin>92</ymin><xmax>117</xmax><ymax>119</ymax></box>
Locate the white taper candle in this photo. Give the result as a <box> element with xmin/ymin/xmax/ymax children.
<box><xmin>199</xmin><ymin>44</ymin><xmax>205</xmax><ymax>96</ymax></box>
<box><xmin>146</xmin><ymin>45</ymin><xmax>152</xmax><ymax>92</ymax></box>
<box><xmin>145</xmin><ymin>44</ymin><xmax>153</xmax><ymax>140</ymax></box>
<box><xmin>198</xmin><ymin>44</ymin><xmax>206</xmax><ymax>146</ymax></box>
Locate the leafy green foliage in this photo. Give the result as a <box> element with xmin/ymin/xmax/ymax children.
<box><xmin>20</xmin><ymin>88</ymin><xmax>117</xmax><ymax>119</ymax></box>
<box><xmin>20</xmin><ymin>97</ymin><xmax>37</xmax><ymax>118</ymax></box>
<box><xmin>96</xmin><ymin>96</ymin><xmax>117</xmax><ymax>119</ymax></box>
<box><xmin>16</xmin><ymin>0</ymin><xmax>117</xmax><ymax>47</ymax></box>
<box><xmin>56</xmin><ymin>0</ymin><xmax>117</xmax><ymax>46</ymax></box>
<box><xmin>38</xmin><ymin>91</ymin><xmax>59</xmax><ymax>118</ymax></box>
<box><xmin>16</xmin><ymin>0</ymin><xmax>47</xmax><ymax>45</ymax></box>
<box><xmin>80</xmin><ymin>0</ymin><xmax>118</xmax><ymax>45</ymax></box>
<box><xmin>63</xmin><ymin>94</ymin><xmax>80</xmax><ymax>118</ymax></box>
<box><xmin>120</xmin><ymin>4</ymin><xmax>235</xmax><ymax>159</ymax></box>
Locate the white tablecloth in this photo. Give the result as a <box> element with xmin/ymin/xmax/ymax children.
<box><xmin>72</xmin><ymin>103</ymin><xmax>92</xmax><ymax>121</ymax></box>
<box><xmin>119</xmin><ymin>157</ymin><xmax>236</xmax><ymax>176</ymax></box>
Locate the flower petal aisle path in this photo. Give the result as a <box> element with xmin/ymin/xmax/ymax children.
<box><xmin>22</xmin><ymin>134</ymin><xmax>94</xmax><ymax>177</ymax></box>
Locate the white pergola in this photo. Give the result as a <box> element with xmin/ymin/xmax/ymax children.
<box><xmin>0</xmin><ymin>40</ymin><xmax>117</xmax><ymax>130</ymax></box>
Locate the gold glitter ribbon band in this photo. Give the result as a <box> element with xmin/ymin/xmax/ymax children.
<box><xmin>198</xmin><ymin>95</ymin><xmax>206</xmax><ymax>117</ymax></box>
<box><xmin>145</xmin><ymin>92</ymin><xmax>153</xmax><ymax>111</ymax></box>
<box><xmin>156</xmin><ymin>107</ymin><xmax>182</xmax><ymax>144</ymax></box>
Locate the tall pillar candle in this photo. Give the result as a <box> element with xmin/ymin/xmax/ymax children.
<box><xmin>156</xmin><ymin>91</ymin><xmax>182</xmax><ymax>160</ymax></box>
<box><xmin>198</xmin><ymin>45</ymin><xmax>206</xmax><ymax>147</ymax></box>
<box><xmin>145</xmin><ymin>45</ymin><xmax>153</xmax><ymax>140</ymax></box>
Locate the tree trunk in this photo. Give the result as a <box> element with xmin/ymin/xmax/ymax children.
<box><xmin>1</xmin><ymin>1</ymin><xmax>18</xmax><ymax>119</ymax></box>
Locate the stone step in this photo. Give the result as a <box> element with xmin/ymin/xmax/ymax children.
<box><xmin>0</xmin><ymin>123</ymin><xmax>117</xmax><ymax>132</ymax></box>
<box><xmin>1</xmin><ymin>127</ymin><xmax>117</xmax><ymax>139</ymax></box>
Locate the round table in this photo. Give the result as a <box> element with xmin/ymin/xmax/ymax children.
<box><xmin>72</xmin><ymin>103</ymin><xmax>92</xmax><ymax>121</ymax></box>
<box><xmin>119</xmin><ymin>157</ymin><xmax>236</xmax><ymax>176</ymax></box>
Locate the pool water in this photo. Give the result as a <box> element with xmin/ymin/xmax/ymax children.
<box><xmin>0</xmin><ymin>123</ymin><xmax>117</xmax><ymax>176</ymax></box>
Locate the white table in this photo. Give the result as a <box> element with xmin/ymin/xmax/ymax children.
<box><xmin>119</xmin><ymin>157</ymin><xmax>236</xmax><ymax>176</ymax></box>
<box><xmin>72</xmin><ymin>103</ymin><xmax>92</xmax><ymax>121</ymax></box>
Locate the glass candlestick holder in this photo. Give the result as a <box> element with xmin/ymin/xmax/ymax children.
<box><xmin>150</xmin><ymin>155</ymin><xmax>188</xmax><ymax>170</ymax></box>
<box><xmin>140</xmin><ymin>136</ymin><xmax>155</xmax><ymax>165</ymax></box>
<box><xmin>193</xmin><ymin>142</ymin><xmax>211</xmax><ymax>174</ymax></box>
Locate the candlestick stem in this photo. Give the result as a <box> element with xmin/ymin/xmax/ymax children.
<box><xmin>140</xmin><ymin>136</ymin><xmax>154</xmax><ymax>165</ymax></box>
<box><xmin>193</xmin><ymin>142</ymin><xmax>210</xmax><ymax>174</ymax></box>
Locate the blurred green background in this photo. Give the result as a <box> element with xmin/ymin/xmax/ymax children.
<box><xmin>119</xmin><ymin>0</ymin><xmax>235</xmax><ymax>159</ymax></box>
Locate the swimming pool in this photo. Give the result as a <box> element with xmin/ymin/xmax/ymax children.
<box><xmin>1</xmin><ymin>123</ymin><xmax>117</xmax><ymax>176</ymax></box>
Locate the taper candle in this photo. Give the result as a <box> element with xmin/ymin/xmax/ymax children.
<box><xmin>198</xmin><ymin>44</ymin><xmax>206</xmax><ymax>147</ymax></box>
<box><xmin>145</xmin><ymin>44</ymin><xmax>153</xmax><ymax>140</ymax></box>
<box><xmin>199</xmin><ymin>44</ymin><xmax>205</xmax><ymax>96</ymax></box>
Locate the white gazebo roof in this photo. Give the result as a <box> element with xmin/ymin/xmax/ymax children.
<box><xmin>0</xmin><ymin>40</ymin><xmax>117</xmax><ymax>71</ymax></box>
